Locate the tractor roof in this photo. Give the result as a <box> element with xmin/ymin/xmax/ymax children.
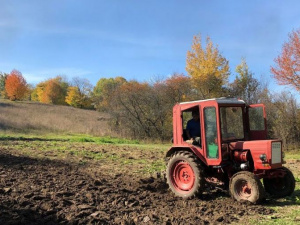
<box><xmin>179</xmin><ymin>97</ymin><xmax>245</xmax><ymax>105</ymax></box>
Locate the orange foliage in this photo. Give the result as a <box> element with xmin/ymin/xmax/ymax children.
<box><xmin>5</xmin><ymin>70</ymin><xmax>28</xmax><ymax>101</ymax></box>
<box><xmin>41</xmin><ymin>78</ymin><xmax>66</xmax><ymax>104</ymax></box>
<box><xmin>271</xmin><ymin>29</ymin><xmax>300</xmax><ymax>91</ymax></box>
<box><xmin>164</xmin><ymin>73</ymin><xmax>192</xmax><ymax>102</ymax></box>
<box><xmin>119</xmin><ymin>81</ymin><xmax>149</xmax><ymax>94</ymax></box>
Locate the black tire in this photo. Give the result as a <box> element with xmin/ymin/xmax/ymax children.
<box><xmin>166</xmin><ymin>151</ymin><xmax>204</xmax><ymax>199</ymax></box>
<box><xmin>229</xmin><ymin>171</ymin><xmax>265</xmax><ymax>204</ymax></box>
<box><xmin>263</xmin><ymin>167</ymin><xmax>295</xmax><ymax>198</ymax></box>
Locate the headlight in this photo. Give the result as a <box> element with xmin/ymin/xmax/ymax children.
<box><xmin>259</xmin><ymin>154</ymin><xmax>267</xmax><ymax>162</ymax></box>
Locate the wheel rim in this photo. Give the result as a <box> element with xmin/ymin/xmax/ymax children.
<box><xmin>235</xmin><ymin>180</ymin><xmax>252</xmax><ymax>199</ymax></box>
<box><xmin>171</xmin><ymin>161</ymin><xmax>195</xmax><ymax>193</ymax></box>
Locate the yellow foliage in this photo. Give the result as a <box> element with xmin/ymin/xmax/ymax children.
<box><xmin>35</xmin><ymin>82</ymin><xmax>46</xmax><ymax>102</ymax></box>
<box><xmin>66</xmin><ymin>86</ymin><xmax>92</xmax><ymax>108</ymax></box>
<box><xmin>65</xmin><ymin>86</ymin><xmax>81</xmax><ymax>107</ymax></box>
<box><xmin>186</xmin><ymin>35</ymin><xmax>229</xmax><ymax>98</ymax></box>
<box><xmin>30</xmin><ymin>88</ymin><xmax>39</xmax><ymax>101</ymax></box>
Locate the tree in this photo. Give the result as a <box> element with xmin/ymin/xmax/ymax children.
<box><xmin>271</xmin><ymin>92</ymin><xmax>300</xmax><ymax>149</ymax></box>
<box><xmin>65</xmin><ymin>85</ymin><xmax>92</xmax><ymax>108</ymax></box>
<box><xmin>65</xmin><ymin>86</ymin><xmax>81</xmax><ymax>107</ymax></box>
<box><xmin>111</xmin><ymin>78</ymin><xmax>182</xmax><ymax>140</ymax></box>
<box><xmin>186</xmin><ymin>35</ymin><xmax>230</xmax><ymax>98</ymax></box>
<box><xmin>230</xmin><ymin>59</ymin><xmax>260</xmax><ymax>104</ymax></box>
<box><xmin>93</xmin><ymin>77</ymin><xmax>127</xmax><ymax>111</ymax></box>
<box><xmin>32</xmin><ymin>81</ymin><xmax>47</xmax><ymax>102</ymax></box>
<box><xmin>67</xmin><ymin>77</ymin><xmax>93</xmax><ymax>108</ymax></box>
<box><xmin>5</xmin><ymin>70</ymin><xmax>28</xmax><ymax>101</ymax></box>
<box><xmin>164</xmin><ymin>73</ymin><xmax>194</xmax><ymax>103</ymax></box>
<box><xmin>113</xmin><ymin>81</ymin><xmax>171</xmax><ymax>139</ymax></box>
<box><xmin>30</xmin><ymin>87</ymin><xmax>39</xmax><ymax>102</ymax></box>
<box><xmin>271</xmin><ymin>29</ymin><xmax>300</xmax><ymax>91</ymax></box>
<box><xmin>41</xmin><ymin>77</ymin><xmax>67</xmax><ymax>105</ymax></box>
<box><xmin>32</xmin><ymin>76</ymin><xmax>69</xmax><ymax>105</ymax></box>
<box><xmin>0</xmin><ymin>72</ymin><xmax>8</xmax><ymax>98</ymax></box>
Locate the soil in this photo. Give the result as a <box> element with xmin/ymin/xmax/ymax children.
<box><xmin>0</xmin><ymin>149</ymin><xmax>276</xmax><ymax>225</ymax></box>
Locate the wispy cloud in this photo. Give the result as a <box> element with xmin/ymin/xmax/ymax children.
<box><xmin>23</xmin><ymin>67</ymin><xmax>93</xmax><ymax>84</ymax></box>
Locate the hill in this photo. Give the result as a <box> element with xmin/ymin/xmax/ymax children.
<box><xmin>0</xmin><ymin>99</ymin><xmax>111</xmax><ymax>136</ymax></box>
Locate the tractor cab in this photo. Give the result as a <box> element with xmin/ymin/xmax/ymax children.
<box><xmin>166</xmin><ymin>97</ymin><xmax>295</xmax><ymax>203</ymax></box>
<box><xmin>171</xmin><ymin>97</ymin><xmax>266</xmax><ymax>165</ymax></box>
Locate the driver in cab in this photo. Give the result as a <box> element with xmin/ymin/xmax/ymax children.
<box><xmin>186</xmin><ymin>110</ymin><xmax>201</xmax><ymax>146</ymax></box>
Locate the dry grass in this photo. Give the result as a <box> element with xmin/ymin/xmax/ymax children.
<box><xmin>0</xmin><ymin>99</ymin><xmax>111</xmax><ymax>136</ymax></box>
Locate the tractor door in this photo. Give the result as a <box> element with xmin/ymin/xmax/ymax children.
<box><xmin>248</xmin><ymin>104</ymin><xmax>267</xmax><ymax>140</ymax></box>
<box><xmin>203</xmin><ymin>106</ymin><xmax>221</xmax><ymax>165</ymax></box>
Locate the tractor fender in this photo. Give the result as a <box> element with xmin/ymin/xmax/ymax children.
<box><xmin>166</xmin><ymin>146</ymin><xmax>207</xmax><ymax>166</ymax></box>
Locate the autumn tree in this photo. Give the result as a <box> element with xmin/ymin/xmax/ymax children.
<box><xmin>65</xmin><ymin>86</ymin><xmax>81</xmax><ymax>107</ymax></box>
<box><xmin>230</xmin><ymin>59</ymin><xmax>260</xmax><ymax>104</ymax></box>
<box><xmin>110</xmin><ymin>76</ymin><xmax>193</xmax><ymax>140</ymax></box>
<box><xmin>93</xmin><ymin>77</ymin><xmax>127</xmax><ymax>111</ymax></box>
<box><xmin>186</xmin><ymin>35</ymin><xmax>230</xmax><ymax>98</ymax></box>
<box><xmin>30</xmin><ymin>87</ymin><xmax>39</xmax><ymax>102</ymax></box>
<box><xmin>66</xmin><ymin>77</ymin><xmax>93</xmax><ymax>108</ymax></box>
<box><xmin>32</xmin><ymin>76</ymin><xmax>69</xmax><ymax>105</ymax></box>
<box><xmin>93</xmin><ymin>75</ymin><xmax>197</xmax><ymax>140</ymax></box>
<box><xmin>5</xmin><ymin>70</ymin><xmax>28</xmax><ymax>101</ymax></box>
<box><xmin>42</xmin><ymin>77</ymin><xmax>68</xmax><ymax>104</ymax></box>
<box><xmin>164</xmin><ymin>73</ymin><xmax>194</xmax><ymax>103</ymax></box>
<box><xmin>31</xmin><ymin>81</ymin><xmax>46</xmax><ymax>102</ymax></box>
<box><xmin>271</xmin><ymin>29</ymin><xmax>300</xmax><ymax>91</ymax></box>
<box><xmin>112</xmin><ymin>81</ymin><xmax>173</xmax><ymax>139</ymax></box>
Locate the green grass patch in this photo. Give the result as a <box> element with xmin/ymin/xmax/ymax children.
<box><xmin>285</xmin><ymin>151</ymin><xmax>300</xmax><ymax>160</ymax></box>
<box><xmin>0</xmin><ymin>132</ymin><xmax>139</xmax><ymax>145</ymax></box>
<box><xmin>68</xmin><ymin>135</ymin><xmax>139</xmax><ymax>144</ymax></box>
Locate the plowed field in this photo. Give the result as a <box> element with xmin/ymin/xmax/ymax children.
<box><xmin>0</xmin><ymin>138</ymin><xmax>299</xmax><ymax>224</ymax></box>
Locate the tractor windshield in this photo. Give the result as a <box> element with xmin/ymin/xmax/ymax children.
<box><xmin>220</xmin><ymin>107</ymin><xmax>244</xmax><ymax>142</ymax></box>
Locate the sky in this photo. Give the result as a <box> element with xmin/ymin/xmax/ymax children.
<box><xmin>0</xmin><ymin>0</ymin><xmax>300</xmax><ymax>96</ymax></box>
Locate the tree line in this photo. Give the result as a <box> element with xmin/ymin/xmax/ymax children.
<box><xmin>1</xmin><ymin>30</ymin><xmax>300</xmax><ymax>149</ymax></box>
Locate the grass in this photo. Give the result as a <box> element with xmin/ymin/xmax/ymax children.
<box><xmin>0</xmin><ymin>99</ymin><xmax>111</xmax><ymax>136</ymax></box>
<box><xmin>0</xmin><ymin>132</ymin><xmax>139</xmax><ymax>145</ymax></box>
<box><xmin>0</xmin><ymin>132</ymin><xmax>168</xmax><ymax>176</ymax></box>
<box><xmin>284</xmin><ymin>151</ymin><xmax>300</xmax><ymax>160</ymax></box>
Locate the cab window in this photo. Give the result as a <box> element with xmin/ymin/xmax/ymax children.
<box><xmin>204</xmin><ymin>107</ymin><xmax>218</xmax><ymax>159</ymax></box>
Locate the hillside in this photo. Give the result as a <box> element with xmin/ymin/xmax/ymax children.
<box><xmin>0</xmin><ymin>99</ymin><xmax>111</xmax><ymax>136</ymax></box>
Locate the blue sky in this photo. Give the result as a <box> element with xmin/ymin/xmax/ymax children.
<box><xmin>0</xmin><ymin>0</ymin><xmax>300</xmax><ymax>95</ymax></box>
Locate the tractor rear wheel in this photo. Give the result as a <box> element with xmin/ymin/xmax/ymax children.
<box><xmin>263</xmin><ymin>167</ymin><xmax>295</xmax><ymax>198</ymax></box>
<box><xmin>166</xmin><ymin>151</ymin><xmax>204</xmax><ymax>199</ymax></box>
<box><xmin>229</xmin><ymin>171</ymin><xmax>265</xmax><ymax>204</ymax></box>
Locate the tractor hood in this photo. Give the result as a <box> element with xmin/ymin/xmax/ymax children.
<box><xmin>228</xmin><ymin>140</ymin><xmax>283</xmax><ymax>170</ymax></box>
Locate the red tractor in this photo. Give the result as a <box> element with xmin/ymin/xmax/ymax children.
<box><xmin>166</xmin><ymin>98</ymin><xmax>295</xmax><ymax>203</ymax></box>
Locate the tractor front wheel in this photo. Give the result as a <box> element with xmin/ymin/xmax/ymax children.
<box><xmin>166</xmin><ymin>151</ymin><xmax>204</xmax><ymax>199</ymax></box>
<box><xmin>263</xmin><ymin>167</ymin><xmax>295</xmax><ymax>198</ymax></box>
<box><xmin>229</xmin><ymin>171</ymin><xmax>265</xmax><ymax>204</ymax></box>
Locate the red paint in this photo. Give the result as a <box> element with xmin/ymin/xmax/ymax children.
<box><xmin>234</xmin><ymin>150</ymin><xmax>250</xmax><ymax>162</ymax></box>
